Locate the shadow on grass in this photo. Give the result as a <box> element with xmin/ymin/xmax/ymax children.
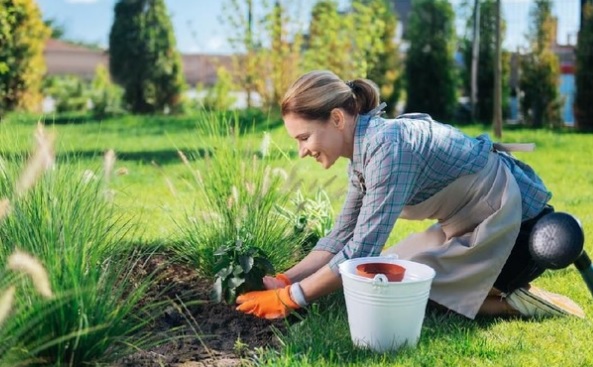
<box><xmin>269</xmin><ymin>293</ymin><xmax>519</xmax><ymax>365</ymax></box>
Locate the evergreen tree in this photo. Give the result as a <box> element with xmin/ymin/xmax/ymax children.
<box><xmin>109</xmin><ymin>0</ymin><xmax>185</xmax><ymax>114</ymax></box>
<box><xmin>303</xmin><ymin>0</ymin><xmax>385</xmax><ymax>80</ymax></box>
<box><xmin>303</xmin><ymin>0</ymin><xmax>354</xmax><ymax>77</ymax></box>
<box><xmin>519</xmin><ymin>0</ymin><xmax>562</xmax><ymax>127</ymax></box>
<box><xmin>575</xmin><ymin>2</ymin><xmax>593</xmax><ymax>131</ymax></box>
<box><xmin>362</xmin><ymin>0</ymin><xmax>402</xmax><ymax>117</ymax></box>
<box><xmin>461</xmin><ymin>0</ymin><xmax>510</xmax><ymax>123</ymax></box>
<box><xmin>0</xmin><ymin>0</ymin><xmax>50</xmax><ymax>114</ymax></box>
<box><xmin>404</xmin><ymin>0</ymin><xmax>458</xmax><ymax>122</ymax></box>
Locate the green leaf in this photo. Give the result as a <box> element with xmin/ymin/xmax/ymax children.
<box><xmin>212</xmin><ymin>277</ymin><xmax>222</xmax><ymax>303</ymax></box>
<box><xmin>232</xmin><ymin>264</ymin><xmax>244</xmax><ymax>276</ymax></box>
<box><xmin>239</xmin><ymin>254</ymin><xmax>254</xmax><ymax>273</ymax></box>
<box><xmin>228</xmin><ymin>276</ymin><xmax>245</xmax><ymax>289</ymax></box>
<box><xmin>216</xmin><ymin>266</ymin><xmax>233</xmax><ymax>279</ymax></box>
<box><xmin>255</xmin><ymin>257</ymin><xmax>275</xmax><ymax>275</ymax></box>
<box><xmin>214</xmin><ymin>245</ymin><xmax>229</xmax><ymax>256</ymax></box>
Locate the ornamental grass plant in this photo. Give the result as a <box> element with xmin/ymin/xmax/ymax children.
<box><xmin>0</xmin><ymin>127</ymin><xmax>165</xmax><ymax>366</ymax></box>
<box><xmin>172</xmin><ymin>112</ymin><xmax>303</xmax><ymax>285</ymax></box>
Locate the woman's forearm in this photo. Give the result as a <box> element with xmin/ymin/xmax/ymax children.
<box><xmin>285</xmin><ymin>250</ymin><xmax>335</xmax><ymax>283</ymax></box>
<box><xmin>299</xmin><ymin>264</ymin><xmax>343</xmax><ymax>302</ymax></box>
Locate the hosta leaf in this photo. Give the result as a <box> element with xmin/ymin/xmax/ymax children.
<box><xmin>239</xmin><ymin>254</ymin><xmax>254</xmax><ymax>273</ymax></box>
<box><xmin>226</xmin><ymin>287</ymin><xmax>237</xmax><ymax>304</ymax></box>
<box><xmin>233</xmin><ymin>264</ymin><xmax>244</xmax><ymax>276</ymax></box>
<box><xmin>214</xmin><ymin>245</ymin><xmax>229</xmax><ymax>256</ymax></box>
<box><xmin>228</xmin><ymin>276</ymin><xmax>245</xmax><ymax>289</ymax></box>
<box><xmin>211</xmin><ymin>277</ymin><xmax>222</xmax><ymax>303</ymax></box>
<box><xmin>255</xmin><ymin>257</ymin><xmax>275</xmax><ymax>274</ymax></box>
<box><xmin>216</xmin><ymin>266</ymin><xmax>233</xmax><ymax>279</ymax></box>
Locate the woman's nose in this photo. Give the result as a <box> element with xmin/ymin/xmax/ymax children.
<box><xmin>298</xmin><ymin>144</ymin><xmax>309</xmax><ymax>158</ymax></box>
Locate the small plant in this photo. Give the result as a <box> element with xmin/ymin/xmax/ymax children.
<box><xmin>277</xmin><ymin>189</ymin><xmax>335</xmax><ymax>253</ymax></box>
<box><xmin>212</xmin><ymin>228</ymin><xmax>275</xmax><ymax>304</ymax></box>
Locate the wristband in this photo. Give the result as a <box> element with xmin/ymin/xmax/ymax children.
<box><xmin>289</xmin><ymin>282</ymin><xmax>308</xmax><ymax>307</ymax></box>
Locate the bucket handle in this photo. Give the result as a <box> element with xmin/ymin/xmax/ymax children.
<box><xmin>372</xmin><ymin>274</ymin><xmax>388</xmax><ymax>285</ymax></box>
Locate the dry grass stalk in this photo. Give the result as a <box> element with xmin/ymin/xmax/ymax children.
<box><xmin>151</xmin><ymin>160</ymin><xmax>177</xmax><ymax>197</ymax></box>
<box><xmin>116</xmin><ymin>167</ymin><xmax>129</xmax><ymax>176</ymax></box>
<box><xmin>103</xmin><ymin>149</ymin><xmax>116</xmax><ymax>183</ymax></box>
<box><xmin>259</xmin><ymin>132</ymin><xmax>271</xmax><ymax>158</ymax></box>
<box><xmin>0</xmin><ymin>286</ymin><xmax>16</xmax><ymax>327</ymax></box>
<box><xmin>177</xmin><ymin>150</ymin><xmax>190</xmax><ymax>167</ymax></box>
<box><xmin>0</xmin><ymin>198</ymin><xmax>10</xmax><ymax>221</ymax></box>
<box><xmin>8</xmin><ymin>251</ymin><xmax>53</xmax><ymax>299</ymax></box>
<box><xmin>15</xmin><ymin>123</ymin><xmax>56</xmax><ymax>197</ymax></box>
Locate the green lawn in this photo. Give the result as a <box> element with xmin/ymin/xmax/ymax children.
<box><xmin>2</xmin><ymin>112</ymin><xmax>592</xmax><ymax>366</ymax></box>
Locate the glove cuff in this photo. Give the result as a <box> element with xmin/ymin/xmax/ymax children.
<box><xmin>276</xmin><ymin>273</ymin><xmax>292</xmax><ymax>286</ymax></box>
<box><xmin>289</xmin><ymin>282</ymin><xmax>308</xmax><ymax>307</ymax></box>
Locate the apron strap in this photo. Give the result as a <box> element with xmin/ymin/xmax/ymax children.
<box><xmin>366</xmin><ymin>102</ymin><xmax>387</xmax><ymax>117</ymax></box>
<box><xmin>493</xmin><ymin>143</ymin><xmax>536</xmax><ymax>152</ymax></box>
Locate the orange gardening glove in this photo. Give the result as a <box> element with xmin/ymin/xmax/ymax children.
<box><xmin>263</xmin><ymin>273</ymin><xmax>291</xmax><ymax>289</ymax></box>
<box><xmin>236</xmin><ymin>285</ymin><xmax>299</xmax><ymax>319</ymax></box>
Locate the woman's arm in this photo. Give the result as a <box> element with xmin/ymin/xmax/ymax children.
<box><xmin>284</xmin><ymin>250</ymin><xmax>335</xmax><ymax>282</ymax></box>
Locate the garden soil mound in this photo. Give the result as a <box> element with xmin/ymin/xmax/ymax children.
<box><xmin>115</xmin><ymin>255</ymin><xmax>287</xmax><ymax>367</ymax></box>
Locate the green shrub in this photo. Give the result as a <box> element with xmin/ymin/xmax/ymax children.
<box><xmin>0</xmin><ymin>0</ymin><xmax>50</xmax><ymax>114</ymax></box>
<box><xmin>41</xmin><ymin>75</ymin><xmax>89</xmax><ymax>113</ymax></box>
<box><xmin>89</xmin><ymin>64</ymin><xmax>124</xmax><ymax>118</ymax></box>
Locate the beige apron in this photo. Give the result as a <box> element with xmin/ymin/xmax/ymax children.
<box><xmin>383</xmin><ymin>152</ymin><xmax>523</xmax><ymax>319</ymax></box>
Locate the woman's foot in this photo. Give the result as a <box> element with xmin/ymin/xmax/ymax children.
<box><xmin>505</xmin><ymin>285</ymin><xmax>585</xmax><ymax>318</ymax></box>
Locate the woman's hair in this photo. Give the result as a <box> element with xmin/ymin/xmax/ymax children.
<box><xmin>281</xmin><ymin>70</ymin><xmax>380</xmax><ymax>121</ymax></box>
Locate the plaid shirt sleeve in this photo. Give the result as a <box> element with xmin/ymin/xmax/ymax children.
<box><xmin>314</xmin><ymin>165</ymin><xmax>364</xmax><ymax>254</ymax></box>
<box><xmin>324</xmin><ymin>139</ymin><xmax>420</xmax><ymax>273</ymax></box>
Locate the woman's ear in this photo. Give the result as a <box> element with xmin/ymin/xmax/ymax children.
<box><xmin>330</xmin><ymin>108</ymin><xmax>345</xmax><ymax>129</ymax></box>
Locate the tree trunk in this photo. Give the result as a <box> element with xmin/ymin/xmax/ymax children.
<box><xmin>493</xmin><ymin>0</ymin><xmax>503</xmax><ymax>139</ymax></box>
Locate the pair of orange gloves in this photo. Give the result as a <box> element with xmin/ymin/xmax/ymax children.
<box><xmin>236</xmin><ymin>274</ymin><xmax>303</xmax><ymax>319</ymax></box>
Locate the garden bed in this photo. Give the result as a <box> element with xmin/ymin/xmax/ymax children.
<box><xmin>115</xmin><ymin>255</ymin><xmax>287</xmax><ymax>367</ymax></box>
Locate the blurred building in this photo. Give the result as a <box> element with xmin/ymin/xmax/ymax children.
<box><xmin>43</xmin><ymin>38</ymin><xmax>231</xmax><ymax>87</ymax></box>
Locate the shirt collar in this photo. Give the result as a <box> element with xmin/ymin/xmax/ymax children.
<box><xmin>350</xmin><ymin>102</ymin><xmax>387</xmax><ymax>175</ymax></box>
<box><xmin>351</xmin><ymin>113</ymin><xmax>373</xmax><ymax>174</ymax></box>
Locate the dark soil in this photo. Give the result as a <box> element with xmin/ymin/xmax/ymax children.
<box><xmin>115</xmin><ymin>255</ymin><xmax>288</xmax><ymax>367</ymax></box>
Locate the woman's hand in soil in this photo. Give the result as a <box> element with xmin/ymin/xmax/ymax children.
<box><xmin>236</xmin><ymin>286</ymin><xmax>299</xmax><ymax>319</ymax></box>
<box><xmin>263</xmin><ymin>273</ymin><xmax>291</xmax><ymax>289</ymax></box>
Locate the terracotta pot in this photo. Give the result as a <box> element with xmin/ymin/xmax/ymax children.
<box><xmin>356</xmin><ymin>262</ymin><xmax>406</xmax><ymax>282</ymax></box>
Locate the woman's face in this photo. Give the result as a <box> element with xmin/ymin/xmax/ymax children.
<box><xmin>283</xmin><ymin>111</ymin><xmax>347</xmax><ymax>169</ymax></box>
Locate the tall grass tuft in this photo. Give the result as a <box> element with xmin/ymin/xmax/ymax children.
<box><xmin>0</xmin><ymin>139</ymin><xmax>164</xmax><ymax>365</ymax></box>
<box><xmin>172</xmin><ymin>112</ymin><xmax>303</xmax><ymax>278</ymax></box>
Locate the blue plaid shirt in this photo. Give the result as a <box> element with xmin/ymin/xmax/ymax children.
<box><xmin>315</xmin><ymin>113</ymin><xmax>552</xmax><ymax>273</ymax></box>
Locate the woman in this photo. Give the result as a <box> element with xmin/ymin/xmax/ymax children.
<box><xmin>235</xmin><ymin>70</ymin><xmax>584</xmax><ymax>320</ymax></box>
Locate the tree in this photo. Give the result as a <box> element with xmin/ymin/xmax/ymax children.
<box><xmin>0</xmin><ymin>0</ymin><xmax>50</xmax><ymax>115</ymax></box>
<box><xmin>256</xmin><ymin>0</ymin><xmax>303</xmax><ymax>108</ymax></box>
<box><xmin>519</xmin><ymin>0</ymin><xmax>562</xmax><ymax>128</ymax></box>
<box><xmin>303</xmin><ymin>0</ymin><xmax>386</xmax><ymax>81</ymax></box>
<box><xmin>222</xmin><ymin>0</ymin><xmax>258</xmax><ymax>108</ymax></box>
<box><xmin>109</xmin><ymin>0</ymin><xmax>185</xmax><ymax>114</ymax></box>
<box><xmin>303</xmin><ymin>0</ymin><xmax>349</xmax><ymax>75</ymax></box>
<box><xmin>574</xmin><ymin>2</ymin><xmax>593</xmax><ymax>131</ymax></box>
<box><xmin>404</xmin><ymin>0</ymin><xmax>458</xmax><ymax>122</ymax></box>
<box><xmin>461</xmin><ymin>0</ymin><xmax>510</xmax><ymax>123</ymax></box>
<box><xmin>361</xmin><ymin>0</ymin><xmax>402</xmax><ymax>117</ymax></box>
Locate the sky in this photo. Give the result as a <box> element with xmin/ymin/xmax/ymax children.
<box><xmin>35</xmin><ymin>0</ymin><xmax>582</xmax><ymax>55</ymax></box>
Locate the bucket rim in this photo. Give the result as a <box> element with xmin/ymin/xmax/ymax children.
<box><xmin>339</xmin><ymin>257</ymin><xmax>435</xmax><ymax>284</ymax></box>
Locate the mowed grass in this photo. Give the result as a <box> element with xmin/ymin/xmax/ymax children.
<box><xmin>2</xmin><ymin>112</ymin><xmax>593</xmax><ymax>366</ymax></box>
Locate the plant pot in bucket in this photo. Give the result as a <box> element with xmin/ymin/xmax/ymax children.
<box><xmin>356</xmin><ymin>262</ymin><xmax>406</xmax><ymax>282</ymax></box>
<box><xmin>339</xmin><ymin>257</ymin><xmax>436</xmax><ymax>353</ymax></box>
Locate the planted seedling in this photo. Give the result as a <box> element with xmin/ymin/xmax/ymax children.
<box><xmin>212</xmin><ymin>230</ymin><xmax>275</xmax><ymax>304</ymax></box>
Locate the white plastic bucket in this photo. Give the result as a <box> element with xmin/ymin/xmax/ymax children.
<box><xmin>338</xmin><ymin>256</ymin><xmax>436</xmax><ymax>352</ymax></box>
